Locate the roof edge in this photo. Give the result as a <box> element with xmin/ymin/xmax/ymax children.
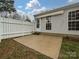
<box><xmin>34</xmin><ymin>2</ymin><xmax>79</xmax><ymax>16</ymax></box>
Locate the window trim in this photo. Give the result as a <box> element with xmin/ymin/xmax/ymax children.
<box><xmin>68</xmin><ymin>10</ymin><xmax>79</xmax><ymax>31</ymax></box>
<box><xmin>46</xmin><ymin>16</ymin><xmax>52</xmax><ymax>30</ymax></box>
<box><xmin>36</xmin><ymin>18</ymin><xmax>40</xmax><ymax>28</ymax></box>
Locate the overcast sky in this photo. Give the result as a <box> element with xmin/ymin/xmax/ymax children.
<box><xmin>14</xmin><ymin>0</ymin><xmax>79</xmax><ymax>15</ymax></box>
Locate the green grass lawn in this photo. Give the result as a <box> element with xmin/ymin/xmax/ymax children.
<box><xmin>58</xmin><ymin>38</ymin><xmax>79</xmax><ymax>59</ymax></box>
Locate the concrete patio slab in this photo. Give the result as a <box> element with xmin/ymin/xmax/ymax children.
<box><xmin>14</xmin><ymin>35</ymin><xmax>62</xmax><ymax>59</ymax></box>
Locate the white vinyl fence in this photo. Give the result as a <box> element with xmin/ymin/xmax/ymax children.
<box><xmin>0</xmin><ymin>17</ymin><xmax>33</xmax><ymax>41</ymax></box>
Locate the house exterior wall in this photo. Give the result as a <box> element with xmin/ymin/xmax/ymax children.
<box><xmin>35</xmin><ymin>6</ymin><xmax>79</xmax><ymax>36</ymax></box>
<box><xmin>63</xmin><ymin>7</ymin><xmax>79</xmax><ymax>35</ymax></box>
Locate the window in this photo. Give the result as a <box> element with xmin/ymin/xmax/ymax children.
<box><xmin>76</xmin><ymin>10</ymin><xmax>79</xmax><ymax>20</ymax></box>
<box><xmin>46</xmin><ymin>16</ymin><xmax>52</xmax><ymax>30</ymax></box>
<box><xmin>68</xmin><ymin>10</ymin><xmax>79</xmax><ymax>31</ymax></box>
<box><xmin>36</xmin><ymin>19</ymin><xmax>40</xmax><ymax>28</ymax></box>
